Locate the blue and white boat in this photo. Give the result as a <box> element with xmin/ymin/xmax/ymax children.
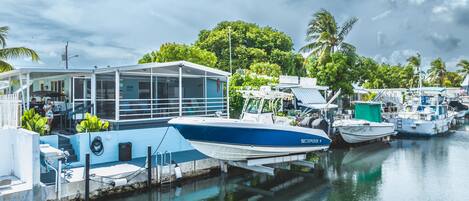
<box><xmin>169</xmin><ymin>87</ymin><xmax>331</xmax><ymax>161</ymax></box>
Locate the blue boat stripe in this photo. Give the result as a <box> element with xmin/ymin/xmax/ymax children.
<box><xmin>172</xmin><ymin>124</ymin><xmax>331</xmax><ymax>147</ymax></box>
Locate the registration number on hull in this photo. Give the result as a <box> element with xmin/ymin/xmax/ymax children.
<box><xmin>301</xmin><ymin>139</ymin><xmax>321</xmax><ymax>144</ymax></box>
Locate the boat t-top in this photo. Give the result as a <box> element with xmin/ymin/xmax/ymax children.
<box><xmin>169</xmin><ymin>86</ymin><xmax>332</xmax><ymax>161</ymax></box>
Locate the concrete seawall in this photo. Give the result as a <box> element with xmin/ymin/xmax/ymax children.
<box><xmin>41</xmin><ymin>158</ymin><xmax>220</xmax><ymax>200</ymax></box>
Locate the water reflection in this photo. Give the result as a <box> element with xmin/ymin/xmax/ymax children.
<box><xmin>108</xmin><ymin>125</ymin><xmax>469</xmax><ymax>201</ymax></box>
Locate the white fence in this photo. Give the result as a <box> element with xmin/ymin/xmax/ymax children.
<box><xmin>0</xmin><ymin>94</ymin><xmax>21</xmax><ymax>128</ymax></box>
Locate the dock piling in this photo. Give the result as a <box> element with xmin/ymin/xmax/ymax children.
<box><xmin>147</xmin><ymin>146</ymin><xmax>152</xmax><ymax>188</ymax></box>
<box><xmin>85</xmin><ymin>153</ymin><xmax>90</xmax><ymax>201</ymax></box>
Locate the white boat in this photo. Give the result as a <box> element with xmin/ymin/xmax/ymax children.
<box><xmin>333</xmin><ymin>102</ymin><xmax>395</xmax><ymax>144</ymax></box>
<box><xmin>389</xmin><ymin>87</ymin><xmax>452</xmax><ymax>136</ymax></box>
<box><xmin>169</xmin><ymin>117</ymin><xmax>331</xmax><ymax>161</ymax></box>
<box><xmin>169</xmin><ymin>86</ymin><xmax>332</xmax><ymax>161</ymax></box>
<box><xmin>334</xmin><ymin>119</ymin><xmax>395</xmax><ymax>143</ymax></box>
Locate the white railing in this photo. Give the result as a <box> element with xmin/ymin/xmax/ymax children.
<box><xmin>0</xmin><ymin>94</ymin><xmax>21</xmax><ymax>128</ymax></box>
<box><xmin>119</xmin><ymin>97</ymin><xmax>227</xmax><ymax>120</ymax></box>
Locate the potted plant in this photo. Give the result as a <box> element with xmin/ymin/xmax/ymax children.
<box><xmin>76</xmin><ymin>113</ymin><xmax>109</xmax><ymax>133</ymax></box>
<box><xmin>21</xmin><ymin>109</ymin><xmax>48</xmax><ymax>135</ymax></box>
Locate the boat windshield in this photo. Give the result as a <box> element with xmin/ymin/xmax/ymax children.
<box><xmin>246</xmin><ymin>98</ymin><xmax>262</xmax><ymax>114</ymax></box>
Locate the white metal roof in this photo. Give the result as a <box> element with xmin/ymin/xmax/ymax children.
<box><xmin>291</xmin><ymin>88</ymin><xmax>327</xmax><ymax>104</ymax></box>
<box><xmin>0</xmin><ymin>60</ymin><xmax>230</xmax><ymax>79</ymax></box>
<box><xmin>95</xmin><ymin>61</ymin><xmax>230</xmax><ymax>76</ymax></box>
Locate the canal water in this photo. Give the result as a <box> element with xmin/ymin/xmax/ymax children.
<box><xmin>108</xmin><ymin>123</ymin><xmax>469</xmax><ymax>201</ymax></box>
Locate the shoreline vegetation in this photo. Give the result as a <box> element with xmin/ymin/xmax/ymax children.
<box><xmin>137</xmin><ymin>10</ymin><xmax>467</xmax><ymax>118</ymax></box>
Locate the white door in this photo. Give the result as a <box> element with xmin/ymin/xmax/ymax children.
<box><xmin>72</xmin><ymin>77</ymin><xmax>92</xmax><ymax>118</ymax></box>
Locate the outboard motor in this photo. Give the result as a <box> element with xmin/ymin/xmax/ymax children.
<box><xmin>298</xmin><ymin>116</ymin><xmax>317</xmax><ymax>128</ymax></box>
<box><xmin>312</xmin><ymin>118</ymin><xmax>329</xmax><ymax>134</ymax></box>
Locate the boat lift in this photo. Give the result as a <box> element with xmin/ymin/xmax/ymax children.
<box><xmin>221</xmin><ymin>153</ymin><xmax>315</xmax><ymax>176</ymax></box>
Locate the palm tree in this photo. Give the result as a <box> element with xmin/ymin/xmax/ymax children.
<box><xmin>407</xmin><ymin>53</ymin><xmax>422</xmax><ymax>88</ymax></box>
<box><xmin>457</xmin><ymin>59</ymin><xmax>469</xmax><ymax>75</ymax></box>
<box><xmin>427</xmin><ymin>58</ymin><xmax>447</xmax><ymax>86</ymax></box>
<box><xmin>0</xmin><ymin>26</ymin><xmax>39</xmax><ymax>72</ymax></box>
<box><xmin>300</xmin><ymin>9</ymin><xmax>358</xmax><ymax>64</ymax></box>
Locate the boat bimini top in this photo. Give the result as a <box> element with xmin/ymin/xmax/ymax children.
<box><xmin>240</xmin><ymin>86</ymin><xmax>293</xmax><ymax>100</ymax></box>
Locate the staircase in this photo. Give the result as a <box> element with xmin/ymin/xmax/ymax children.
<box><xmin>58</xmin><ymin>135</ymin><xmax>78</xmax><ymax>163</ymax></box>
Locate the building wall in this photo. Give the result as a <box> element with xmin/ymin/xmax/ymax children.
<box><xmin>0</xmin><ymin>128</ymin><xmax>40</xmax><ymax>187</ymax></box>
<box><xmin>68</xmin><ymin>126</ymin><xmax>193</xmax><ymax>166</ymax></box>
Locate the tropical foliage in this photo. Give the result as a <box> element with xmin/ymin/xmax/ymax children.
<box><xmin>195</xmin><ymin>21</ymin><xmax>305</xmax><ymax>76</ymax></box>
<box><xmin>249</xmin><ymin>62</ymin><xmax>282</xmax><ymax>77</ymax></box>
<box><xmin>300</xmin><ymin>9</ymin><xmax>358</xmax><ymax>65</ymax></box>
<box><xmin>76</xmin><ymin>113</ymin><xmax>109</xmax><ymax>133</ymax></box>
<box><xmin>457</xmin><ymin>59</ymin><xmax>469</xmax><ymax>75</ymax></box>
<box><xmin>427</xmin><ymin>58</ymin><xmax>447</xmax><ymax>87</ymax></box>
<box><xmin>0</xmin><ymin>26</ymin><xmax>39</xmax><ymax>72</ymax></box>
<box><xmin>305</xmin><ymin>52</ymin><xmax>360</xmax><ymax>94</ymax></box>
<box><xmin>138</xmin><ymin>43</ymin><xmax>217</xmax><ymax>67</ymax></box>
<box><xmin>406</xmin><ymin>53</ymin><xmax>422</xmax><ymax>88</ymax></box>
<box><xmin>21</xmin><ymin>109</ymin><xmax>47</xmax><ymax>135</ymax></box>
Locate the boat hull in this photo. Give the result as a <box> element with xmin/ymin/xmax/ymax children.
<box><xmin>189</xmin><ymin>141</ymin><xmax>329</xmax><ymax>161</ymax></box>
<box><xmin>391</xmin><ymin>118</ymin><xmax>450</xmax><ymax>136</ymax></box>
<box><xmin>334</xmin><ymin>120</ymin><xmax>395</xmax><ymax>144</ymax></box>
<box><xmin>169</xmin><ymin>117</ymin><xmax>331</xmax><ymax>161</ymax></box>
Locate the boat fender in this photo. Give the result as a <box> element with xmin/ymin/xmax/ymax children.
<box><xmin>312</xmin><ymin>118</ymin><xmax>329</xmax><ymax>133</ymax></box>
<box><xmin>174</xmin><ymin>163</ymin><xmax>182</xmax><ymax>179</ymax></box>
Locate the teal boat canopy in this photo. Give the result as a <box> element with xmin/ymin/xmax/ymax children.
<box><xmin>354</xmin><ymin>102</ymin><xmax>382</xmax><ymax>122</ymax></box>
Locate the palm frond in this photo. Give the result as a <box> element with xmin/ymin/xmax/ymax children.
<box><xmin>0</xmin><ymin>47</ymin><xmax>39</xmax><ymax>61</ymax></box>
<box><xmin>0</xmin><ymin>26</ymin><xmax>8</xmax><ymax>48</ymax></box>
<box><xmin>339</xmin><ymin>42</ymin><xmax>356</xmax><ymax>54</ymax></box>
<box><xmin>0</xmin><ymin>60</ymin><xmax>14</xmax><ymax>72</ymax></box>
<box><xmin>338</xmin><ymin>17</ymin><xmax>358</xmax><ymax>41</ymax></box>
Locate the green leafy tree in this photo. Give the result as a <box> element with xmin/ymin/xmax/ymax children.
<box><xmin>305</xmin><ymin>52</ymin><xmax>358</xmax><ymax>95</ymax></box>
<box><xmin>138</xmin><ymin>43</ymin><xmax>217</xmax><ymax>67</ymax></box>
<box><xmin>76</xmin><ymin>113</ymin><xmax>109</xmax><ymax>133</ymax></box>
<box><xmin>428</xmin><ymin>58</ymin><xmax>447</xmax><ymax>86</ymax></box>
<box><xmin>195</xmin><ymin>21</ymin><xmax>304</xmax><ymax>75</ymax></box>
<box><xmin>300</xmin><ymin>9</ymin><xmax>358</xmax><ymax>64</ymax></box>
<box><xmin>457</xmin><ymin>59</ymin><xmax>469</xmax><ymax>75</ymax></box>
<box><xmin>21</xmin><ymin>109</ymin><xmax>47</xmax><ymax>135</ymax></box>
<box><xmin>362</xmin><ymin>62</ymin><xmax>414</xmax><ymax>89</ymax></box>
<box><xmin>444</xmin><ymin>72</ymin><xmax>463</xmax><ymax>87</ymax></box>
<box><xmin>249</xmin><ymin>62</ymin><xmax>281</xmax><ymax>77</ymax></box>
<box><xmin>0</xmin><ymin>26</ymin><xmax>39</xmax><ymax>72</ymax></box>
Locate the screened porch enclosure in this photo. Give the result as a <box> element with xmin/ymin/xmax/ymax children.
<box><xmin>95</xmin><ymin>62</ymin><xmax>229</xmax><ymax>121</ymax></box>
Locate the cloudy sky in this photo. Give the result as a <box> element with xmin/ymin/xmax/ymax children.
<box><xmin>1</xmin><ymin>0</ymin><xmax>468</xmax><ymax>71</ymax></box>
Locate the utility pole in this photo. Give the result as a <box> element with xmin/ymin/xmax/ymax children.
<box><xmin>228</xmin><ymin>26</ymin><xmax>232</xmax><ymax>74</ymax></box>
<box><xmin>62</xmin><ymin>41</ymin><xmax>78</xmax><ymax>69</ymax></box>
<box><xmin>65</xmin><ymin>41</ymin><xmax>69</xmax><ymax>69</ymax></box>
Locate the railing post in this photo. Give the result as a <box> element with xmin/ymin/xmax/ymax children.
<box><xmin>179</xmin><ymin>66</ymin><xmax>183</xmax><ymax>116</ymax></box>
<box><xmin>85</xmin><ymin>153</ymin><xmax>90</xmax><ymax>201</ymax></box>
<box><xmin>204</xmin><ymin>72</ymin><xmax>207</xmax><ymax>115</ymax></box>
<box><xmin>115</xmin><ymin>70</ymin><xmax>120</xmax><ymax>120</ymax></box>
<box><xmin>147</xmin><ymin>146</ymin><xmax>152</xmax><ymax>188</ymax></box>
<box><xmin>226</xmin><ymin>76</ymin><xmax>230</xmax><ymax>118</ymax></box>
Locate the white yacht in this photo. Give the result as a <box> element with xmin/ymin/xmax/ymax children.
<box><xmin>389</xmin><ymin>87</ymin><xmax>452</xmax><ymax>136</ymax></box>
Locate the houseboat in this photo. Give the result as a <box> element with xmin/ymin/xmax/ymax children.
<box><xmin>0</xmin><ymin>61</ymin><xmax>230</xmax><ymax>166</ymax></box>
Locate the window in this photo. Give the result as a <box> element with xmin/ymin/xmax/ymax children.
<box><xmin>246</xmin><ymin>99</ymin><xmax>261</xmax><ymax>114</ymax></box>
<box><xmin>96</xmin><ymin>73</ymin><xmax>115</xmax><ymax>119</ymax></box>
